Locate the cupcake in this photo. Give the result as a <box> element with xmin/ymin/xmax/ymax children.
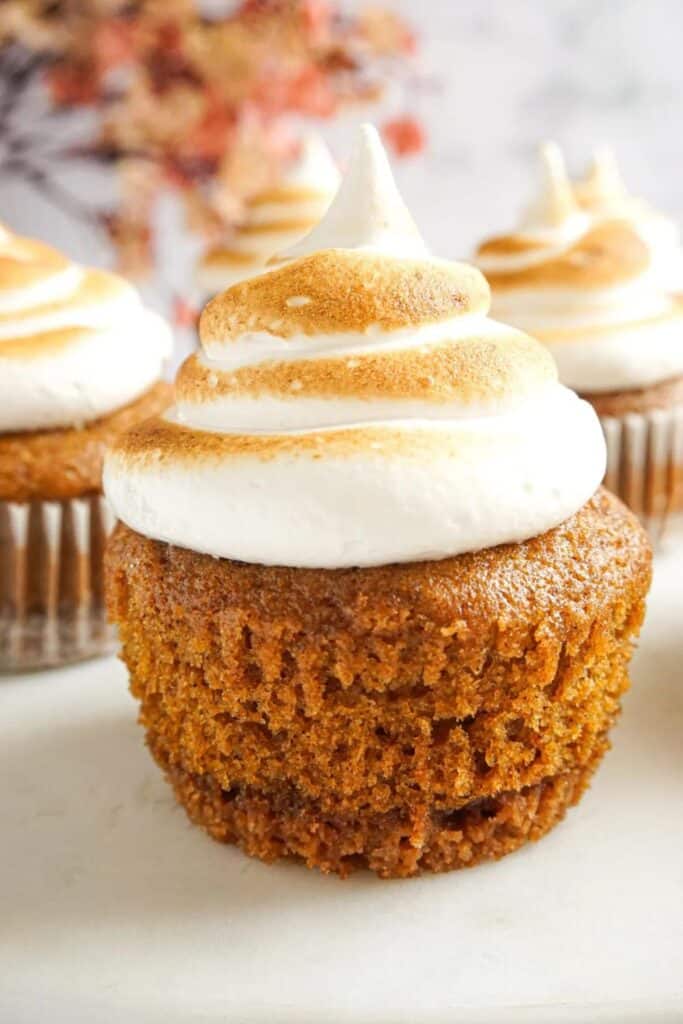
<box><xmin>105</xmin><ymin>126</ymin><xmax>651</xmax><ymax>879</ymax></box>
<box><xmin>0</xmin><ymin>224</ymin><xmax>172</xmax><ymax>670</ymax></box>
<box><xmin>573</xmin><ymin>146</ymin><xmax>683</xmax><ymax>292</ymax></box>
<box><xmin>477</xmin><ymin>143</ymin><xmax>683</xmax><ymax>543</ymax></box>
<box><xmin>196</xmin><ymin>134</ymin><xmax>340</xmax><ymax>298</ymax></box>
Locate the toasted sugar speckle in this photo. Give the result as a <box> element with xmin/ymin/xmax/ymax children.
<box><xmin>176</xmin><ymin>332</ymin><xmax>556</xmax><ymax>405</ymax></box>
<box><xmin>479</xmin><ymin>221</ymin><xmax>650</xmax><ymax>290</ymax></box>
<box><xmin>112</xmin><ymin>415</ymin><xmax>499</xmax><ymax>464</ymax></box>
<box><xmin>199</xmin><ymin>249</ymin><xmax>490</xmax><ymax>345</ymax></box>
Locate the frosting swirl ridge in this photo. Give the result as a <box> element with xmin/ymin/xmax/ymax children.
<box><xmin>105</xmin><ymin>126</ymin><xmax>605</xmax><ymax>568</ymax></box>
<box><xmin>574</xmin><ymin>146</ymin><xmax>683</xmax><ymax>292</ymax></box>
<box><xmin>477</xmin><ymin>143</ymin><xmax>683</xmax><ymax>394</ymax></box>
<box><xmin>0</xmin><ymin>225</ymin><xmax>172</xmax><ymax>432</ymax></box>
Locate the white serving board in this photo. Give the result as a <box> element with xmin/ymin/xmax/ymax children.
<box><xmin>1</xmin><ymin>550</ymin><xmax>682</xmax><ymax>1024</ymax></box>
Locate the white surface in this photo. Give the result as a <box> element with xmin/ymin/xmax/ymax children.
<box><xmin>1</xmin><ymin>550</ymin><xmax>683</xmax><ymax>1023</ymax></box>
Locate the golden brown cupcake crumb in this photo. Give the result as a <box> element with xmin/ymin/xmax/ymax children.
<box><xmin>106</xmin><ymin>489</ymin><xmax>651</xmax><ymax>878</ymax></box>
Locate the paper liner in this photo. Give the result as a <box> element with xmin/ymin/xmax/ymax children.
<box><xmin>600</xmin><ymin>404</ymin><xmax>683</xmax><ymax>546</ymax></box>
<box><xmin>0</xmin><ymin>494</ymin><xmax>117</xmax><ymax>671</ymax></box>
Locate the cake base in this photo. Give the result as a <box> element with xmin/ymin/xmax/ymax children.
<box><xmin>157</xmin><ymin>746</ymin><xmax>603</xmax><ymax>879</ymax></box>
<box><xmin>106</xmin><ymin>489</ymin><xmax>651</xmax><ymax>879</ymax></box>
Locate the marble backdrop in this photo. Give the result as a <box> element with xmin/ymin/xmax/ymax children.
<box><xmin>367</xmin><ymin>0</ymin><xmax>683</xmax><ymax>259</ymax></box>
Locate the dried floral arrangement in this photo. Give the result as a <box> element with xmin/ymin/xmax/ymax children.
<box><xmin>0</xmin><ymin>0</ymin><xmax>421</xmax><ymax>278</ymax></box>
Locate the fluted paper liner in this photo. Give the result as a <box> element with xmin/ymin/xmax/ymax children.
<box><xmin>601</xmin><ymin>404</ymin><xmax>683</xmax><ymax>546</ymax></box>
<box><xmin>0</xmin><ymin>494</ymin><xmax>116</xmax><ymax>670</ymax></box>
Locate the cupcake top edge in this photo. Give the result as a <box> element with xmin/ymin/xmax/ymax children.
<box><xmin>105</xmin><ymin>125</ymin><xmax>606</xmax><ymax>570</ymax></box>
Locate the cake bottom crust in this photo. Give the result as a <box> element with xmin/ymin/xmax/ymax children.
<box><xmin>154</xmin><ymin>737</ymin><xmax>606</xmax><ymax>879</ymax></box>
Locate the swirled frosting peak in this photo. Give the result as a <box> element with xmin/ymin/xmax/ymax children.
<box><xmin>197</xmin><ymin>133</ymin><xmax>341</xmax><ymax>295</ymax></box>
<box><xmin>105</xmin><ymin>125</ymin><xmax>606</xmax><ymax>569</ymax></box>
<box><xmin>521</xmin><ymin>142</ymin><xmax>589</xmax><ymax>240</ymax></box>
<box><xmin>0</xmin><ymin>225</ymin><xmax>172</xmax><ymax>432</ymax></box>
<box><xmin>477</xmin><ymin>143</ymin><xmax>683</xmax><ymax>394</ymax></box>
<box><xmin>574</xmin><ymin>146</ymin><xmax>683</xmax><ymax>292</ymax></box>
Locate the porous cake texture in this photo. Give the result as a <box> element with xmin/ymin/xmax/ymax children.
<box><xmin>106</xmin><ymin>490</ymin><xmax>651</xmax><ymax>878</ymax></box>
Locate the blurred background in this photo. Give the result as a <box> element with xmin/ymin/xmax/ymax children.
<box><xmin>379</xmin><ymin>0</ymin><xmax>683</xmax><ymax>251</ymax></box>
<box><xmin>378</xmin><ymin>0</ymin><xmax>683</xmax><ymax>249</ymax></box>
<box><xmin>1</xmin><ymin>0</ymin><xmax>682</xmax><ymax>323</ymax></box>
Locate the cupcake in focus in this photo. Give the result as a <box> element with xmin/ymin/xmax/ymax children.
<box><xmin>574</xmin><ymin>146</ymin><xmax>683</xmax><ymax>293</ymax></box>
<box><xmin>477</xmin><ymin>143</ymin><xmax>683</xmax><ymax>543</ymax></box>
<box><xmin>196</xmin><ymin>134</ymin><xmax>340</xmax><ymax>298</ymax></box>
<box><xmin>105</xmin><ymin>126</ymin><xmax>651</xmax><ymax>879</ymax></box>
<box><xmin>0</xmin><ymin>224</ymin><xmax>172</xmax><ymax>670</ymax></box>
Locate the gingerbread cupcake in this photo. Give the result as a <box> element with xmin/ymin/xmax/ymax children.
<box><xmin>196</xmin><ymin>134</ymin><xmax>340</xmax><ymax>298</ymax></box>
<box><xmin>105</xmin><ymin>126</ymin><xmax>651</xmax><ymax>879</ymax></box>
<box><xmin>477</xmin><ymin>143</ymin><xmax>683</xmax><ymax>543</ymax></box>
<box><xmin>0</xmin><ymin>224</ymin><xmax>172</xmax><ymax>670</ymax></box>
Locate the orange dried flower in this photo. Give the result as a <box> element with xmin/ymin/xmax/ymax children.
<box><xmin>0</xmin><ymin>0</ymin><xmax>418</xmax><ymax>277</ymax></box>
<box><xmin>383</xmin><ymin>116</ymin><xmax>426</xmax><ymax>157</ymax></box>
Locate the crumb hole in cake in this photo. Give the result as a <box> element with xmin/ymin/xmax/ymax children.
<box><xmin>505</xmin><ymin>717</ymin><xmax>525</xmax><ymax>741</ymax></box>
<box><xmin>431</xmin><ymin>717</ymin><xmax>461</xmax><ymax>745</ymax></box>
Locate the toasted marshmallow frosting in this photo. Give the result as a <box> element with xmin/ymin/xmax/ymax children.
<box><xmin>105</xmin><ymin>125</ymin><xmax>605</xmax><ymax>569</ymax></box>
<box><xmin>477</xmin><ymin>143</ymin><xmax>683</xmax><ymax>395</ymax></box>
<box><xmin>196</xmin><ymin>134</ymin><xmax>341</xmax><ymax>296</ymax></box>
<box><xmin>0</xmin><ymin>226</ymin><xmax>172</xmax><ymax>433</ymax></box>
<box><xmin>574</xmin><ymin>147</ymin><xmax>683</xmax><ymax>292</ymax></box>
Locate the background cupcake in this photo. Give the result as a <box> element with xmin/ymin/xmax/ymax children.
<box><xmin>476</xmin><ymin>143</ymin><xmax>683</xmax><ymax>543</ymax></box>
<box><xmin>195</xmin><ymin>134</ymin><xmax>340</xmax><ymax>299</ymax></box>
<box><xmin>0</xmin><ymin>224</ymin><xmax>172</xmax><ymax>670</ymax></box>
<box><xmin>573</xmin><ymin>147</ymin><xmax>683</xmax><ymax>293</ymax></box>
<box><xmin>104</xmin><ymin>126</ymin><xmax>651</xmax><ymax>879</ymax></box>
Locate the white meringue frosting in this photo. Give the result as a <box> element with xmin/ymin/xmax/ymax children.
<box><xmin>574</xmin><ymin>146</ymin><xmax>683</xmax><ymax>292</ymax></box>
<box><xmin>477</xmin><ymin>143</ymin><xmax>683</xmax><ymax>394</ymax></box>
<box><xmin>0</xmin><ymin>226</ymin><xmax>172</xmax><ymax>432</ymax></box>
<box><xmin>197</xmin><ymin>134</ymin><xmax>341</xmax><ymax>295</ymax></box>
<box><xmin>105</xmin><ymin>125</ymin><xmax>606</xmax><ymax>569</ymax></box>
